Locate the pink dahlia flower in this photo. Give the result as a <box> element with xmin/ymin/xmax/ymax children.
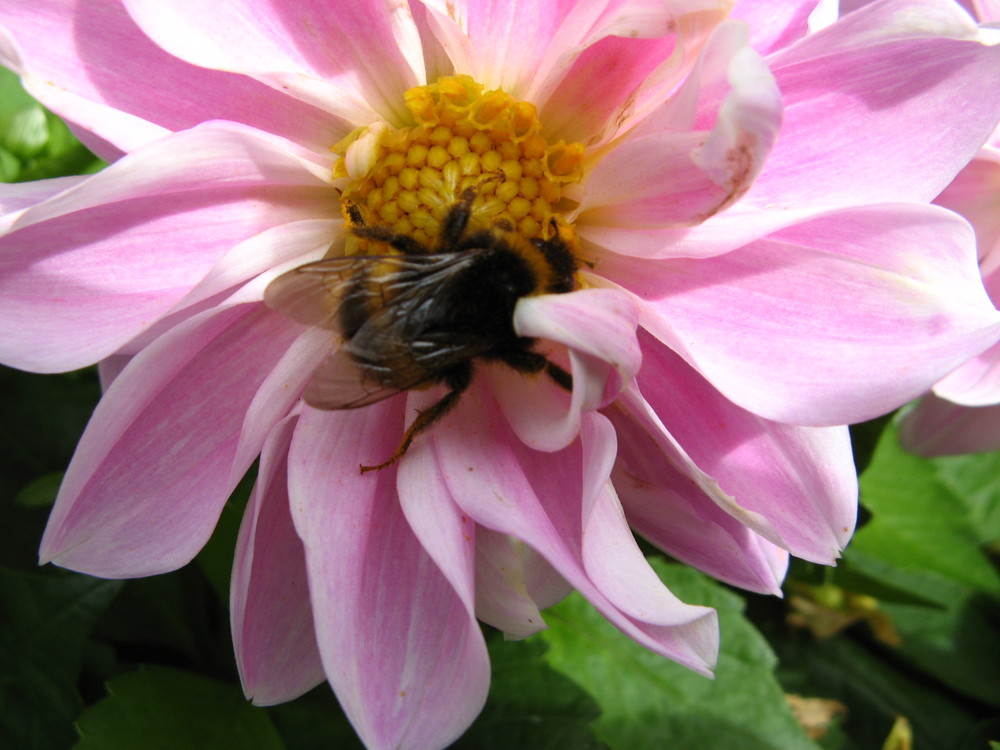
<box><xmin>3</xmin><ymin>0</ymin><xmax>1000</xmax><ymax>747</ymax></box>
<box><xmin>898</xmin><ymin>2</ymin><xmax>1000</xmax><ymax>456</ymax></box>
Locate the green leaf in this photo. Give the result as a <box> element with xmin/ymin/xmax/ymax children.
<box><xmin>75</xmin><ymin>665</ymin><xmax>285</xmax><ymax>750</ymax></box>
<box><xmin>933</xmin><ymin>451</ymin><xmax>1000</xmax><ymax>544</ymax></box>
<box><xmin>0</xmin><ymin>567</ymin><xmax>121</xmax><ymax>750</ymax></box>
<box><xmin>195</xmin><ymin>467</ymin><xmax>256</xmax><ymax>604</ymax></box>
<box><xmin>852</xmin><ymin>423</ymin><xmax>1000</xmax><ymax>601</ymax></box>
<box><xmin>0</xmin><ymin>144</ymin><xmax>19</xmax><ymax>181</ymax></box>
<box><xmin>538</xmin><ymin>560</ymin><xmax>822</xmax><ymax>750</ymax></box>
<box><xmin>2</xmin><ymin>104</ymin><xmax>48</xmax><ymax>158</ymax></box>
<box><xmin>14</xmin><ymin>472</ymin><xmax>64</xmax><ymax>508</ymax></box>
<box><xmin>0</xmin><ymin>67</ymin><xmax>35</xmax><ymax>118</ymax></box>
<box><xmin>453</xmin><ymin>636</ymin><xmax>608</xmax><ymax>750</ymax></box>
<box><xmin>773</xmin><ymin>632</ymin><xmax>977</xmax><ymax>750</ymax></box>
<box><xmin>267</xmin><ymin>686</ymin><xmax>365</xmax><ymax>750</ymax></box>
<box><xmin>847</xmin><ymin>424</ymin><xmax>1000</xmax><ymax>707</ymax></box>
<box><xmin>94</xmin><ymin>568</ymin><xmax>225</xmax><ymax>673</ymax></box>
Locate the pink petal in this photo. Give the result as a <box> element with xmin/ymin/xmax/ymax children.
<box><xmin>177</xmin><ymin>219</ymin><xmax>337</xmax><ymax>328</ymax></box>
<box><xmin>612</xmin><ymin>455</ymin><xmax>789</xmax><ymax>596</ymax></box>
<box><xmin>535</xmin><ymin>0</ymin><xmax>731</xmax><ymax>143</ymax></box>
<box><xmin>935</xmin><ymin>145</ymin><xmax>1000</xmax><ymax>271</ymax></box>
<box><xmin>39</xmin><ymin>302</ymin><xmax>303</xmax><ymax>577</ymax></box>
<box><xmin>0</xmin><ymin>122</ymin><xmax>333</xmax><ymax>373</ymax></box>
<box><xmin>123</xmin><ymin>0</ymin><xmax>423</xmax><ymax>125</ymax></box>
<box><xmin>976</xmin><ymin>0</ymin><xmax>1000</xmax><ymax>22</ymax></box>
<box><xmin>731</xmin><ymin>0</ymin><xmax>822</xmax><ymax>55</ymax></box>
<box><xmin>492</xmin><ymin>289</ymin><xmax>640</xmax><ymax>452</ymax></box>
<box><xmin>608</xmin><ymin>380</ymin><xmax>790</xmax><ymax>594</ymax></box>
<box><xmin>396</xmin><ymin>390</ymin><xmax>478</xmax><ymax>612</ymax></box>
<box><xmin>932</xmin><ymin>340</ymin><xmax>1000</xmax><ymax>407</ymax></box>
<box><xmin>434</xmin><ymin>383</ymin><xmax>719</xmax><ymax>675</ymax></box>
<box><xmin>899</xmin><ymin>394</ymin><xmax>1000</xmax><ymax>456</ymax></box>
<box><xmin>288</xmin><ymin>403</ymin><xmax>489</xmax><ymax>750</ymax></box>
<box><xmin>747</xmin><ymin>0</ymin><xmax>1000</xmax><ymax>209</ymax></box>
<box><xmin>233</xmin><ymin>326</ymin><xmax>333</xmax><ymax>477</ymax></box>
<box><xmin>538</xmin><ymin>34</ymin><xmax>678</xmax><ymax>145</ymax></box>
<box><xmin>473</xmin><ymin>526</ymin><xmax>572</xmax><ymax>638</ymax></box>
<box><xmin>0</xmin><ymin>0</ymin><xmax>335</xmax><ymax>157</ymax></box>
<box><xmin>632</xmin><ymin>331</ymin><xmax>857</xmax><ymax>564</ymax></box>
<box><xmin>232</xmin><ymin>415</ymin><xmax>325</xmax><ymax>706</ymax></box>
<box><xmin>0</xmin><ymin>176</ymin><xmax>86</xmax><ymax>224</ymax></box>
<box><xmin>420</xmin><ymin>0</ymin><xmax>576</xmax><ymax>98</ymax></box>
<box><xmin>596</xmin><ymin>204</ymin><xmax>1000</xmax><ymax>425</ymax></box>
<box><xmin>578</xmin><ymin>21</ymin><xmax>781</xmax><ymax>228</ymax></box>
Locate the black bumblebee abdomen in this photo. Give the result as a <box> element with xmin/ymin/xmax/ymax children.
<box><xmin>437</xmin><ymin>247</ymin><xmax>537</xmax><ymax>345</ymax></box>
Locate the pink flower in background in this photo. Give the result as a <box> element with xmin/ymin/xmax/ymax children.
<box><xmin>898</xmin><ymin>1</ymin><xmax>1000</xmax><ymax>455</ymax></box>
<box><xmin>2</xmin><ymin>0</ymin><xmax>1000</xmax><ymax>748</ymax></box>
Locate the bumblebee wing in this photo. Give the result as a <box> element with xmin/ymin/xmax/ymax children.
<box><xmin>305</xmin><ymin>339</ymin><xmax>474</xmax><ymax>410</ymax></box>
<box><xmin>264</xmin><ymin>253</ymin><xmax>476</xmax><ymax>330</ymax></box>
<box><xmin>345</xmin><ymin>254</ymin><xmax>498</xmax><ymax>370</ymax></box>
<box><xmin>303</xmin><ymin>347</ymin><xmax>410</xmax><ymax>409</ymax></box>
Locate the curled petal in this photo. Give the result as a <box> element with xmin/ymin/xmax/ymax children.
<box><xmin>932</xmin><ymin>340</ymin><xmax>1000</xmax><ymax>407</ymax></box>
<box><xmin>289</xmin><ymin>403</ymin><xmax>489</xmax><ymax>750</ymax></box>
<box><xmin>435</xmin><ymin>384</ymin><xmax>719</xmax><ymax>675</ymax></box>
<box><xmin>423</xmin><ymin>0</ymin><xmax>702</xmax><ymax>105</ymax></box>
<box><xmin>494</xmin><ymin>288</ymin><xmax>639</xmax><ymax>452</ymax></box>
<box><xmin>40</xmin><ymin>302</ymin><xmax>302</xmax><ymax>577</ymax></box>
<box><xmin>579</xmin><ymin>21</ymin><xmax>781</xmax><ymax>228</ymax></box>
<box><xmin>233</xmin><ymin>325</ymin><xmax>333</xmax><ymax>477</ymax></box>
<box><xmin>232</xmin><ymin>415</ymin><xmax>325</xmax><ymax>706</ymax></box>
<box><xmin>934</xmin><ymin>146</ymin><xmax>1000</xmax><ymax>263</ymax></box>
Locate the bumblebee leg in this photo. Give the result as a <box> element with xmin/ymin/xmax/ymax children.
<box><xmin>500</xmin><ymin>348</ymin><xmax>574</xmax><ymax>392</ymax></box>
<box><xmin>544</xmin><ymin>361</ymin><xmax>573</xmax><ymax>391</ymax></box>
<box><xmin>438</xmin><ymin>188</ymin><xmax>477</xmax><ymax>249</ymax></box>
<box><xmin>352</xmin><ymin>224</ymin><xmax>428</xmax><ymax>255</ymax></box>
<box><xmin>360</xmin><ymin>366</ymin><xmax>473</xmax><ymax>474</ymax></box>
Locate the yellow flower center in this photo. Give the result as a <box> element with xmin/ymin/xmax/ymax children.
<box><xmin>332</xmin><ymin>75</ymin><xmax>585</xmax><ymax>255</ymax></box>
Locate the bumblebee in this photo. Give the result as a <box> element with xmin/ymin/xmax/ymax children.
<box><xmin>265</xmin><ymin>188</ymin><xmax>578</xmax><ymax>472</ymax></box>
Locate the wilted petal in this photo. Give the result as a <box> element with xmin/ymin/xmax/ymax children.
<box><xmin>289</xmin><ymin>403</ymin><xmax>489</xmax><ymax>750</ymax></box>
<box><xmin>0</xmin><ymin>122</ymin><xmax>332</xmax><ymax>373</ymax></box>
<box><xmin>232</xmin><ymin>415</ymin><xmax>325</xmax><ymax>706</ymax></box>
<box><xmin>40</xmin><ymin>301</ymin><xmax>302</xmax><ymax>577</ymax></box>
<box><xmin>598</xmin><ymin>204</ymin><xmax>1000</xmax><ymax>425</ymax></box>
